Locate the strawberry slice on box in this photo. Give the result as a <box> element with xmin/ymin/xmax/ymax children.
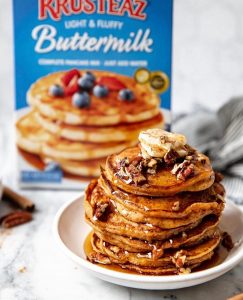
<box><xmin>64</xmin><ymin>77</ymin><xmax>80</xmax><ymax>96</ymax></box>
<box><xmin>97</xmin><ymin>76</ymin><xmax>126</xmax><ymax>91</ymax></box>
<box><xmin>61</xmin><ymin>69</ymin><xmax>81</xmax><ymax>96</ymax></box>
<box><xmin>61</xmin><ymin>69</ymin><xmax>80</xmax><ymax>86</ymax></box>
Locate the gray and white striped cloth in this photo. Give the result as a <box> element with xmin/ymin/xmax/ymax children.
<box><xmin>173</xmin><ymin>97</ymin><xmax>243</xmax><ymax>204</ymax></box>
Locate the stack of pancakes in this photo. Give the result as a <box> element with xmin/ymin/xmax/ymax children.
<box><xmin>85</xmin><ymin>129</ymin><xmax>226</xmax><ymax>275</ymax></box>
<box><xmin>16</xmin><ymin>70</ymin><xmax>163</xmax><ymax>178</ymax></box>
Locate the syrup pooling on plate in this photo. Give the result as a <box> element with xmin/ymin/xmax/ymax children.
<box><xmin>84</xmin><ymin>129</ymin><xmax>233</xmax><ymax>275</ymax></box>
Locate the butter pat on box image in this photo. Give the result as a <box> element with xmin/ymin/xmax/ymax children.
<box><xmin>12</xmin><ymin>0</ymin><xmax>173</xmax><ymax>189</ymax></box>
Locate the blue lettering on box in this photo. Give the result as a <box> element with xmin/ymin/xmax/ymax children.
<box><xmin>21</xmin><ymin>170</ymin><xmax>63</xmax><ymax>183</ymax></box>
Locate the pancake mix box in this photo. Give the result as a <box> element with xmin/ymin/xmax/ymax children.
<box><xmin>12</xmin><ymin>0</ymin><xmax>173</xmax><ymax>189</ymax></box>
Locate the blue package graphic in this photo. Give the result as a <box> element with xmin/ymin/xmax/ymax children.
<box><xmin>13</xmin><ymin>0</ymin><xmax>173</xmax><ymax>188</ymax></box>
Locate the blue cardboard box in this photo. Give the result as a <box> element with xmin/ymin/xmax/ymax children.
<box><xmin>13</xmin><ymin>0</ymin><xmax>173</xmax><ymax>189</ymax></box>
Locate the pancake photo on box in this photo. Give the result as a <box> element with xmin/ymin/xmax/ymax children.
<box><xmin>16</xmin><ymin>69</ymin><xmax>166</xmax><ymax>180</ymax></box>
<box><xmin>84</xmin><ymin>128</ymin><xmax>233</xmax><ymax>275</ymax></box>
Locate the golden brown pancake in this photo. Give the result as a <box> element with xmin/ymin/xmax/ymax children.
<box><xmin>35</xmin><ymin>111</ymin><xmax>164</xmax><ymax>142</ymax></box>
<box><xmin>16</xmin><ymin>111</ymin><xmax>137</xmax><ymax>161</ymax></box>
<box><xmin>105</xmin><ymin>147</ymin><xmax>215</xmax><ymax>196</ymax></box>
<box><xmin>99</xmin><ymin>170</ymin><xmax>225</xmax><ymax>219</ymax></box>
<box><xmin>84</xmin><ymin>129</ymin><xmax>229</xmax><ymax>275</ymax></box>
<box><xmin>88</xmin><ymin>232</ymin><xmax>221</xmax><ymax>275</ymax></box>
<box><xmin>94</xmin><ymin>215</ymin><xmax>220</xmax><ymax>253</ymax></box>
<box><xmin>45</xmin><ymin>157</ymin><xmax>106</xmax><ymax>178</ymax></box>
<box><xmin>91</xmin><ymin>181</ymin><xmax>224</xmax><ymax>228</ymax></box>
<box><xmin>85</xmin><ymin>180</ymin><xmax>211</xmax><ymax>241</ymax></box>
<box><xmin>28</xmin><ymin>70</ymin><xmax>160</xmax><ymax>126</ymax></box>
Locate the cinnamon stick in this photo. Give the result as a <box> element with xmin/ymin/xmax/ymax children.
<box><xmin>2</xmin><ymin>186</ymin><xmax>35</xmax><ymax>212</ymax></box>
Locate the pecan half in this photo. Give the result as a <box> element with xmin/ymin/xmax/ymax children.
<box><xmin>172</xmin><ymin>160</ymin><xmax>195</xmax><ymax>181</ymax></box>
<box><xmin>178</xmin><ymin>163</ymin><xmax>194</xmax><ymax>180</ymax></box>
<box><xmin>172</xmin><ymin>201</ymin><xmax>180</xmax><ymax>212</ymax></box>
<box><xmin>117</xmin><ymin>157</ymin><xmax>129</xmax><ymax>169</ymax></box>
<box><xmin>93</xmin><ymin>199</ymin><xmax>111</xmax><ymax>221</ymax></box>
<box><xmin>88</xmin><ymin>252</ymin><xmax>111</xmax><ymax>264</ymax></box>
<box><xmin>164</xmin><ymin>149</ymin><xmax>179</xmax><ymax>165</ymax></box>
<box><xmin>127</xmin><ymin>164</ymin><xmax>146</xmax><ymax>185</ymax></box>
<box><xmin>222</xmin><ymin>232</ymin><xmax>234</xmax><ymax>251</ymax></box>
<box><xmin>215</xmin><ymin>172</ymin><xmax>224</xmax><ymax>183</ymax></box>
<box><xmin>152</xmin><ymin>247</ymin><xmax>164</xmax><ymax>260</ymax></box>
<box><xmin>1</xmin><ymin>211</ymin><xmax>32</xmax><ymax>228</ymax></box>
<box><xmin>172</xmin><ymin>250</ymin><xmax>187</xmax><ymax>268</ymax></box>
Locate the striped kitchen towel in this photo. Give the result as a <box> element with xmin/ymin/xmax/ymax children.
<box><xmin>173</xmin><ymin>97</ymin><xmax>243</xmax><ymax>204</ymax></box>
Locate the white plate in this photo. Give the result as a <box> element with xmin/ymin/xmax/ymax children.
<box><xmin>53</xmin><ymin>195</ymin><xmax>243</xmax><ymax>290</ymax></box>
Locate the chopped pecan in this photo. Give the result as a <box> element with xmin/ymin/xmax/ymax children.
<box><xmin>182</xmin><ymin>232</ymin><xmax>187</xmax><ymax>239</ymax></box>
<box><xmin>127</xmin><ymin>164</ymin><xmax>147</xmax><ymax>185</ymax></box>
<box><xmin>176</xmin><ymin>147</ymin><xmax>188</xmax><ymax>158</ymax></box>
<box><xmin>116</xmin><ymin>161</ymin><xmax>132</xmax><ymax>183</ymax></box>
<box><xmin>146</xmin><ymin>158</ymin><xmax>158</xmax><ymax>175</ymax></box>
<box><xmin>147</xmin><ymin>168</ymin><xmax>156</xmax><ymax>175</ymax></box>
<box><xmin>178</xmin><ymin>267</ymin><xmax>191</xmax><ymax>274</ymax></box>
<box><xmin>214</xmin><ymin>182</ymin><xmax>225</xmax><ymax>196</ymax></box>
<box><xmin>88</xmin><ymin>252</ymin><xmax>111</xmax><ymax>264</ymax></box>
<box><xmin>109</xmin><ymin>245</ymin><xmax>120</xmax><ymax>254</ymax></box>
<box><xmin>130</xmin><ymin>156</ymin><xmax>143</xmax><ymax>166</ymax></box>
<box><xmin>215</xmin><ymin>172</ymin><xmax>224</xmax><ymax>183</ymax></box>
<box><xmin>177</xmin><ymin>163</ymin><xmax>194</xmax><ymax>180</ymax></box>
<box><xmin>172</xmin><ymin>160</ymin><xmax>194</xmax><ymax>181</ymax></box>
<box><xmin>152</xmin><ymin>247</ymin><xmax>164</xmax><ymax>260</ymax></box>
<box><xmin>93</xmin><ymin>200</ymin><xmax>110</xmax><ymax>221</ymax></box>
<box><xmin>1</xmin><ymin>211</ymin><xmax>32</xmax><ymax>228</ymax></box>
<box><xmin>222</xmin><ymin>232</ymin><xmax>234</xmax><ymax>251</ymax></box>
<box><xmin>172</xmin><ymin>250</ymin><xmax>187</xmax><ymax>268</ymax></box>
<box><xmin>164</xmin><ymin>149</ymin><xmax>179</xmax><ymax>165</ymax></box>
<box><xmin>117</xmin><ymin>157</ymin><xmax>129</xmax><ymax>168</ymax></box>
<box><xmin>147</xmin><ymin>158</ymin><xmax>157</xmax><ymax>168</ymax></box>
<box><xmin>133</xmin><ymin>173</ymin><xmax>147</xmax><ymax>185</ymax></box>
<box><xmin>172</xmin><ymin>201</ymin><xmax>180</xmax><ymax>212</ymax></box>
<box><xmin>198</xmin><ymin>156</ymin><xmax>206</xmax><ymax>164</ymax></box>
<box><xmin>185</xmin><ymin>155</ymin><xmax>193</xmax><ymax>161</ymax></box>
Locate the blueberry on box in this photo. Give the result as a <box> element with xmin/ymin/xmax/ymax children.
<box><xmin>78</xmin><ymin>77</ymin><xmax>94</xmax><ymax>91</ymax></box>
<box><xmin>93</xmin><ymin>85</ymin><xmax>109</xmax><ymax>98</ymax></box>
<box><xmin>49</xmin><ymin>84</ymin><xmax>64</xmax><ymax>97</ymax></box>
<box><xmin>83</xmin><ymin>71</ymin><xmax>96</xmax><ymax>82</ymax></box>
<box><xmin>118</xmin><ymin>89</ymin><xmax>134</xmax><ymax>101</ymax></box>
<box><xmin>72</xmin><ymin>92</ymin><xmax>90</xmax><ymax>108</ymax></box>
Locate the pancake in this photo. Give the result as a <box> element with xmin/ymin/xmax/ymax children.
<box><xmin>43</xmin><ymin>136</ymin><xmax>137</xmax><ymax>161</ymax></box>
<box><xmin>91</xmin><ymin>182</ymin><xmax>224</xmax><ymax>228</ymax></box>
<box><xmin>16</xmin><ymin>111</ymin><xmax>137</xmax><ymax>161</ymax></box>
<box><xmin>99</xmin><ymin>170</ymin><xmax>225</xmax><ymax>219</ymax></box>
<box><xmin>16</xmin><ymin>111</ymin><xmax>52</xmax><ymax>155</ymax></box>
<box><xmin>28</xmin><ymin>70</ymin><xmax>160</xmax><ymax>126</ymax></box>
<box><xmin>94</xmin><ymin>215</ymin><xmax>220</xmax><ymax>253</ymax></box>
<box><xmin>35</xmin><ymin>111</ymin><xmax>164</xmax><ymax>142</ymax></box>
<box><xmin>52</xmin><ymin>157</ymin><xmax>105</xmax><ymax>178</ymax></box>
<box><xmin>88</xmin><ymin>232</ymin><xmax>221</xmax><ymax>274</ymax></box>
<box><xmin>105</xmin><ymin>146</ymin><xmax>215</xmax><ymax>196</ymax></box>
<box><xmin>85</xmin><ymin>180</ymin><xmax>208</xmax><ymax>241</ymax></box>
<box><xmin>84</xmin><ymin>129</ymin><xmax>229</xmax><ymax>275</ymax></box>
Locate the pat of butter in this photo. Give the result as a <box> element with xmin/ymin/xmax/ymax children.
<box><xmin>139</xmin><ymin>129</ymin><xmax>187</xmax><ymax>159</ymax></box>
